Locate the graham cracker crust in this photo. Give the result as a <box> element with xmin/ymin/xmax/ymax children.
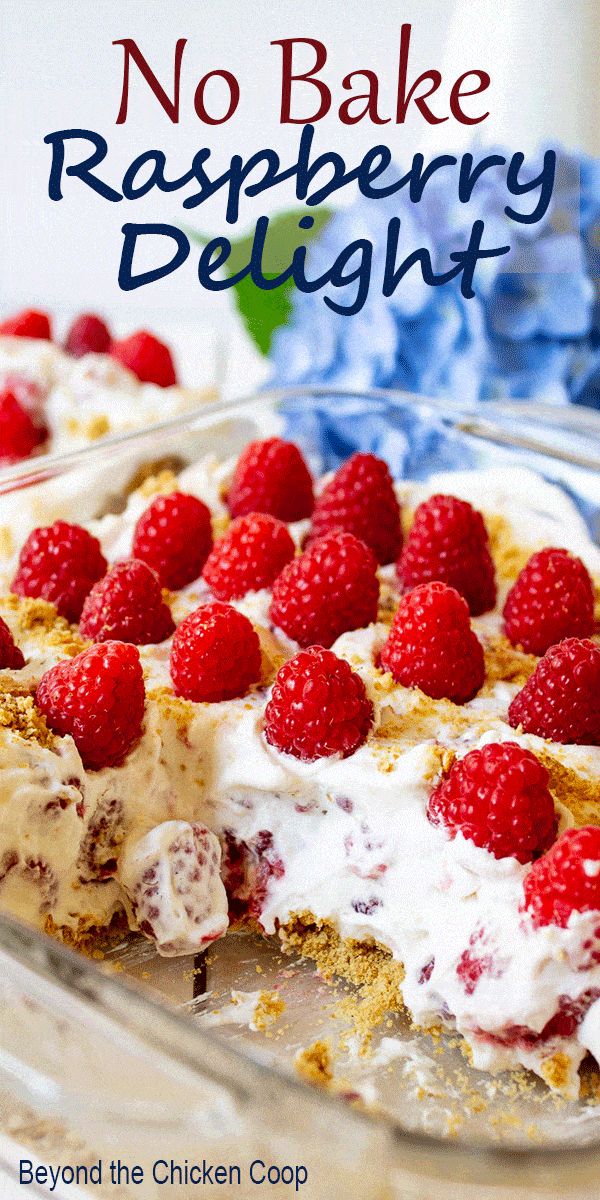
<box><xmin>43</xmin><ymin>910</ymin><xmax>128</xmax><ymax>958</ymax></box>
<box><xmin>280</xmin><ymin>911</ymin><xmax>406</xmax><ymax>1048</ymax></box>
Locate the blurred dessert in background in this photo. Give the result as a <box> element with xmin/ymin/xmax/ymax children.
<box><xmin>0</xmin><ymin>307</ymin><xmax>216</xmax><ymax>467</ymax></box>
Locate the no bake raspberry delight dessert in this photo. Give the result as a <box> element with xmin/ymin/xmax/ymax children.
<box><xmin>0</xmin><ymin>307</ymin><xmax>212</xmax><ymax>466</ymax></box>
<box><xmin>1</xmin><ymin>433</ymin><xmax>600</xmax><ymax>1098</ymax></box>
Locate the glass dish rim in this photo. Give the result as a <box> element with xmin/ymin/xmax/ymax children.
<box><xmin>0</xmin><ymin>385</ymin><xmax>600</xmax><ymax>493</ymax></box>
<box><xmin>1</xmin><ymin>384</ymin><xmax>600</xmax><ymax>1179</ymax></box>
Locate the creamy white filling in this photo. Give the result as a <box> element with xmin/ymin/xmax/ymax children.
<box><xmin>398</xmin><ymin>466</ymin><xmax>600</xmax><ymax>572</ymax></box>
<box><xmin>0</xmin><ymin>461</ymin><xmax>599</xmax><ymax>1091</ymax></box>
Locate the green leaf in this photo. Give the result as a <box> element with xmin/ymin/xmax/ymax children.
<box><xmin>187</xmin><ymin>207</ymin><xmax>332</xmax><ymax>354</ymax></box>
<box><xmin>230</xmin><ymin>274</ymin><xmax>295</xmax><ymax>356</ymax></box>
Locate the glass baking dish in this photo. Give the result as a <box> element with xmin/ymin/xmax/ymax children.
<box><xmin>1</xmin><ymin>389</ymin><xmax>600</xmax><ymax>1200</ymax></box>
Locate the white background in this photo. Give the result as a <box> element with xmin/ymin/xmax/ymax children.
<box><xmin>1</xmin><ymin>0</ymin><xmax>599</xmax><ymax>338</ymax></box>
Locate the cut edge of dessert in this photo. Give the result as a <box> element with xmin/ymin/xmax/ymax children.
<box><xmin>0</xmin><ymin>433</ymin><xmax>600</xmax><ymax>1100</ymax></box>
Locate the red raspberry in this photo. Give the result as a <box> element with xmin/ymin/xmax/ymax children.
<box><xmin>64</xmin><ymin>313</ymin><xmax>111</xmax><ymax>357</ymax></box>
<box><xmin>36</xmin><ymin>641</ymin><xmax>145</xmax><ymax>769</ymax></box>
<box><xmin>0</xmin><ymin>309</ymin><xmax>52</xmax><ymax>340</ymax></box>
<box><xmin>12</xmin><ymin>521</ymin><xmax>107</xmax><ymax>622</ymax></box>
<box><xmin>540</xmin><ymin>990</ymin><xmax>600</xmax><ymax>1040</ymax></box>
<box><xmin>523</xmin><ymin>826</ymin><xmax>600</xmax><ymax>927</ymax></box>
<box><xmin>0</xmin><ymin>389</ymin><xmax>47</xmax><ymax>465</ymax></box>
<box><xmin>132</xmin><ymin>492</ymin><xmax>213</xmax><ymax>590</ymax></box>
<box><xmin>0</xmin><ymin>616</ymin><xmax>25</xmax><ymax>670</ymax></box>
<box><xmin>270</xmin><ymin>530</ymin><xmax>379</xmax><ymax>649</ymax></box>
<box><xmin>508</xmin><ymin>638</ymin><xmax>600</xmax><ymax>745</ymax></box>
<box><xmin>456</xmin><ymin>930</ymin><xmax>502</xmax><ymax>995</ymax></box>
<box><xmin>170</xmin><ymin>601</ymin><xmax>261</xmax><ymax>702</ymax></box>
<box><xmin>203</xmin><ymin>513</ymin><xmax>295</xmax><ymax>601</ymax></box>
<box><xmin>428</xmin><ymin>742</ymin><xmax>556</xmax><ymax>863</ymax></box>
<box><xmin>380</xmin><ymin>581</ymin><xmax>484</xmax><ymax>703</ymax></box>
<box><xmin>503</xmin><ymin>547</ymin><xmax>594</xmax><ymax>656</ymax></box>
<box><xmin>79</xmin><ymin>559</ymin><xmax>175</xmax><ymax>645</ymax></box>
<box><xmin>1</xmin><ymin>374</ymin><xmax>44</xmax><ymax>412</ymax></box>
<box><xmin>264</xmin><ymin>645</ymin><xmax>373</xmax><ymax>761</ymax></box>
<box><xmin>398</xmin><ymin>494</ymin><xmax>496</xmax><ymax>616</ymax></box>
<box><xmin>227</xmin><ymin>437</ymin><xmax>314</xmax><ymax>522</ymax></box>
<box><xmin>310</xmin><ymin>452</ymin><xmax>402</xmax><ymax>565</ymax></box>
<box><xmin>222</xmin><ymin>829</ymin><xmax>285</xmax><ymax>925</ymax></box>
<box><xmin>110</xmin><ymin>330</ymin><xmax>177</xmax><ymax>387</ymax></box>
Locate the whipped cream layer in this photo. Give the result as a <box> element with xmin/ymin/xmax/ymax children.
<box><xmin>0</xmin><ymin>334</ymin><xmax>213</xmax><ymax>458</ymax></box>
<box><xmin>0</xmin><ymin>460</ymin><xmax>600</xmax><ymax>1093</ymax></box>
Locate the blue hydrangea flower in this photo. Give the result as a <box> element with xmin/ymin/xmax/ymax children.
<box><xmin>271</xmin><ymin>186</ymin><xmax>488</xmax><ymax>404</ymax></box>
<box><xmin>269</xmin><ymin>147</ymin><xmax>600</xmax><ymax>410</ymax></box>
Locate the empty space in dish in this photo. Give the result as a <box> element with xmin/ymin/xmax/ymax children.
<box><xmin>106</xmin><ymin>927</ymin><xmax>600</xmax><ymax>1153</ymax></box>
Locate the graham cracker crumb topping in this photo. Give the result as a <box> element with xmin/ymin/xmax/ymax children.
<box><xmin>252</xmin><ymin>989</ymin><xmax>285</xmax><ymax>1031</ymax></box>
<box><xmin>85</xmin><ymin>414</ymin><xmax>110</xmax><ymax>441</ymax></box>
<box><xmin>0</xmin><ymin>691</ymin><xmax>55</xmax><ymax>749</ymax></box>
<box><xmin>537</xmin><ymin>751</ymin><xmax>600</xmax><ymax>827</ymax></box>
<box><xmin>66</xmin><ymin>415</ymin><xmax>111</xmax><ymax>441</ymax></box>
<box><xmin>1</xmin><ymin>594</ymin><xmax>87</xmax><ymax>658</ymax></box>
<box><xmin>146</xmin><ymin>686</ymin><xmax>195</xmax><ymax>740</ymax></box>
<box><xmin>483</xmin><ymin>635</ymin><xmax>538</xmax><ymax>691</ymax></box>
<box><xmin>136</xmin><ymin>467</ymin><xmax>180</xmax><ymax>498</ymax></box>
<box><xmin>485</xmin><ymin>513</ymin><xmax>537</xmax><ymax>582</ymax></box>
<box><xmin>376</xmin><ymin>695</ymin><xmax>476</xmax><ymax>745</ymax></box>
<box><xmin>295</xmin><ymin>1039</ymin><xmax>333</xmax><ymax>1087</ymax></box>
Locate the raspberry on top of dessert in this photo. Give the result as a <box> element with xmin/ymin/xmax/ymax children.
<box><xmin>0</xmin><ymin>436</ymin><xmax>599</xmax><ymax>1097</ymax></box>
<box><xmin>0</xmin><ymin>308</ymin><xmax>212</xmax><ymax>465</ymax></box>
